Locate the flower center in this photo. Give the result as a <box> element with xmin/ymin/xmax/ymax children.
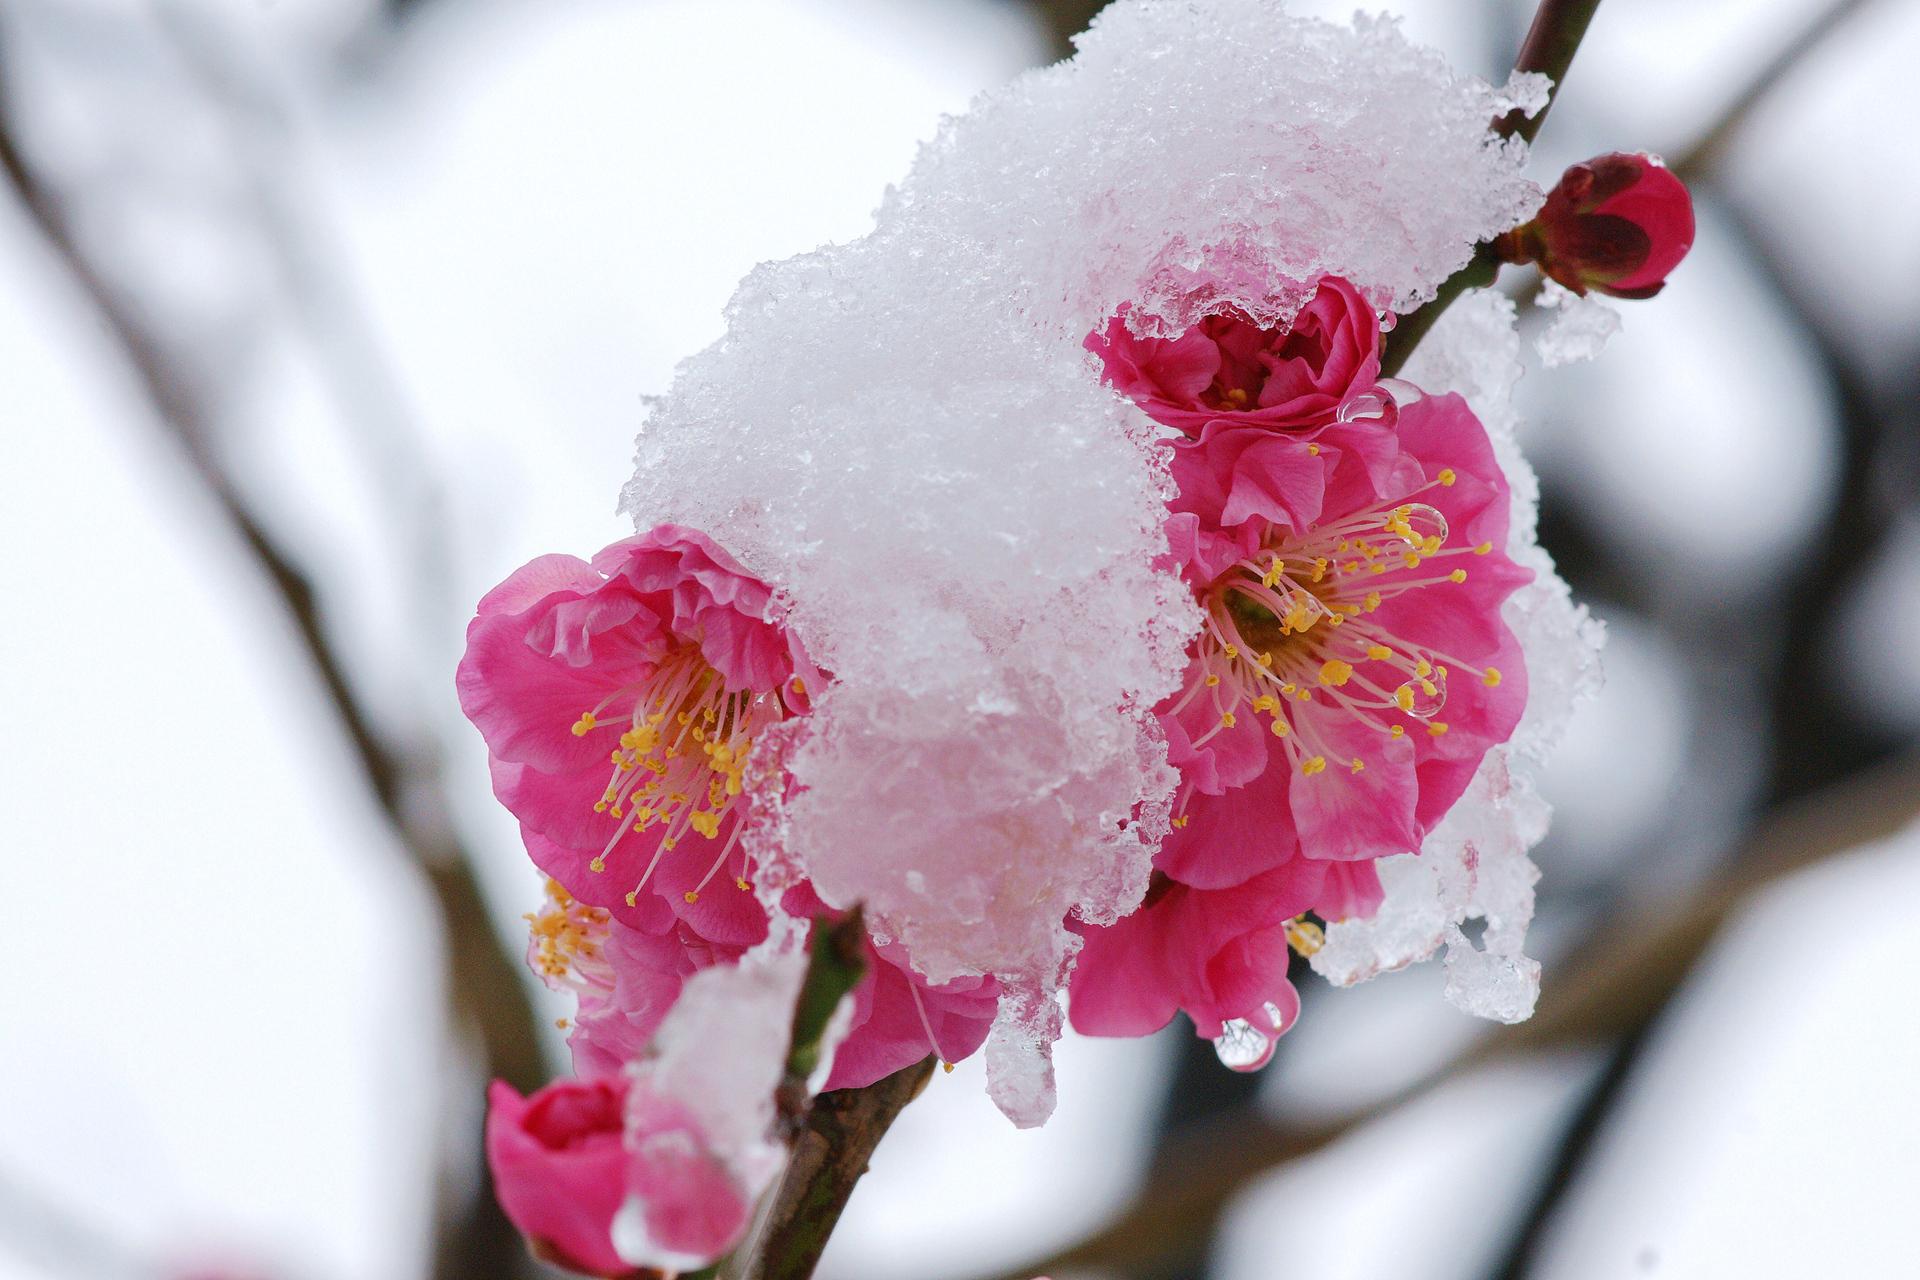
<box><xmin>1168</xmin><ymin>468</ymin><xmax>1503</xmax><ymax>795</ymax></box>
<box><xmin>568</xmin><ymin>646</ymin><xmax>804</xmax><ymax>907</ymax></box>
<box><xmin>526</xmin><ymin>878</ymin><xmax>613</xmax><ymax>1028</ymax></box>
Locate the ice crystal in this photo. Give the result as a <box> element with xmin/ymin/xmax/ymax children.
<box><xmin>1314</xmin><ymin>292</ymin><xmax>1602</xmax><ymax>1019</ymax></box>
<box><xmin>1535</xmin><ymin>279</ymin><xmax>1623</xmax><ymax>367</ymax></box>
<box><xmin>622</xmin><ymin>2</ymin><xmax>1550</xmax><ymax>1122</ymax></box>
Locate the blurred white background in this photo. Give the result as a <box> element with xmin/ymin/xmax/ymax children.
<box><xmin>2</xmin><ymin>1</ymin><xmax>1917</xmax><ymax>1278</ymax></box>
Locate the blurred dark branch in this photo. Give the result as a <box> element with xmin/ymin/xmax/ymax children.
<box><xmin>1381</xmin><ymin>0</ymin><xmax>1603</xmax><ymax>374</ymax></box>
<box><xmin>0</xmin><ymin>25</ymin><xmax>543</xmax><ymax>1280</ymax></box>
<box><xmin>1672</xmin><ymin>0</ymin><xmax>1878</xmax><ymax>183</ymax></box>
<box><xmin>987</xmin><ymin>752</ymin><xmax>1920</xmax><ymax>1280</ymax></box>
<box><xmin>1025</xmin><ymin>0</ymin><xmax>1109</xmax><ymax>60</ymax></box>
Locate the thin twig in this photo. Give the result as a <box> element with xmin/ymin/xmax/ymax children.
<box><xmin>0</xmin><ymin>21</ymin><xmax>544</xmax><ymax>1280</ymax></box>
<box><xmin>742</xmin><ymin>1059</ymin><xmax>939</xmax><ymax>1280</ymax></box>
<box><xmin>1380</xmin><ymin>0</ymin><xmax>1604</xmax><ymax>375</ymax></box>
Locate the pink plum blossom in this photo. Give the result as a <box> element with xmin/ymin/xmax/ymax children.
<box><xmin>1086</xmin><ymin>276</ymin><xmax>1384</xmax><ymax>437</ymax></box>
<box><xmin>1071</xmin><ymin>388</ymin><xmax>1530</xmax><ymax>1043</ymax></box>
<box><xmin>461</xmin><ymin>529</ymin><xmax>997</xmax><ymax>1088</ymax></box>
<box><xmin>486</xmin><ymin>1076</ymin><xmax>641</xmax><ymax>1278</ymax></box>
<box><xmin>459</xmin><ymin>526</ymin><xmax>817</xmax><ymax>944</ymax></box>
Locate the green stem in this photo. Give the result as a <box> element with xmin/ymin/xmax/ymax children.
<box><xmin>1380</xmin><ymin>0</ymin><xmax>1604</xmax><ymax>376</ymax></box>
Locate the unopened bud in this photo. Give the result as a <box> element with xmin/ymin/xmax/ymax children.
<box><xmin>1494</xmin><ymin>152</ymin><xmax>1695</xmax><ymax>299</ymax></box>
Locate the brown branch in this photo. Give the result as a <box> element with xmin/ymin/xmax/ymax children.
<box><xmin>1379</xmin><ymin>0</ymin><xmax>1604</xmax><ymax>375</ymax></box>
<box><xmin>740</xmin><ymin>1059</ymin><xmax>938</xmax><ymax>1280</ymax></box>
<box><xmin>987</xmin><ymin>751</ymin><xmax>1920</xmax><ymax>1279</ymax></box>
<box><xmin>0</xmin><ymin>23</ymin><xmax>545</xmax><ymax>1280</ymax></box>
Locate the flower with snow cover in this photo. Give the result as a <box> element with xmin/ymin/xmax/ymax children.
<box><xmin>1084</xmin><ymin>276</ymin><xmax>1383</xmax><ymax>436</ymax></box>
<box><xmin>461</xmin><ymin>530</ymin><xmax>999</xmax><ymax>1089</ymax></box>
<box><xmin>1072</xmin><ymin>284</ymin><xmax>1532</xmax><ymax>1051</ymax></box>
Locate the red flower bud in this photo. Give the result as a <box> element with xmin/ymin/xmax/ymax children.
<box><xmin>487</xmin><ymin>1077</ymin><xmax>644</xmax><ymax>1278</ymax></box>
<box><xmin>1496</xmin><ymin>152</ymin><xmax>1695</xmax><ymax>299</ymax></box>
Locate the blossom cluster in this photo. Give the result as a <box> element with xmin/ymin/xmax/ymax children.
<box><xmin>453</xmin><ymin>1</ymin><xmax>1693</xmax><ymax>1272</ymax></box>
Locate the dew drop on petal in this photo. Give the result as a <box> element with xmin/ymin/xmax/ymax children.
<box><xmin>1212</xmin><ymin>1018</ymin><xmax>1275</xmax><ymax>1072</ymax></box>
<box><xmin>1336</xmin><ymin>390</ymin><xmax>1391</xmax><ymax>423</ymax></box>
<box><xmin>1397</xmin><ymin>502</ymin><xmax>1450</xmax><ymax>547</ymax></box>
<box><xmin>1398</xmin><ymin>664</ymin><xmax>1450</xmax><ymax>718</ymax></box>
<box><xmin>1377</xmin><ymin>377</ymin><xmax>1427</xmax><ymax>408</ymax></box>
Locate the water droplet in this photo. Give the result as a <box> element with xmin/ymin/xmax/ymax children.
<box><xmin>1377</xmin><ymin>377</ymin><xmax>1426</xmax><ymax>408</ymax></box>
<box><xmin>1335</xmin><ymin>390</ymin><xmax>1390</xmax><ymax>423</ymax></box>
<box><xmin>1396</xmin><ymin>502</ymin><xmax>1450</xmax><ymax>547</ymax></box>
<box><xmin>1397</xmin><ymin>664</ymin><xmax>1449</xmax><ymax>718</ymax></box>
<box><xmin>1212</xmin><ymin>1018</ymin><xmax>1275</xmax><ymax>1072</ymax></box>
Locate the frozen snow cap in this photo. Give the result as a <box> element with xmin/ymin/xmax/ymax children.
<box><xmin>622</xmin><ymin>0</ymin><xmax>1552</xmax><ymax>1125</ymax></box>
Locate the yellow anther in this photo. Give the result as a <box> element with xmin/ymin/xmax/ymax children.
<box><xmin>1172</xmin><ymin>814</ymin><xmax>1191</xmax><ymax>829</ymax></box>
<box><xmin>1483</xmin><ymin>667</ymin><xmax>1503</xmax><ymax>687</ymax></box>
<box><xmin>589</xmin><ymin>856</ymin><xmax>607</xmax><ymax>873</ymax></box>
<box><xmin>1220</xmin><ymin>712</ymin><xmax>1237</xmax><ymax>728</ymax></box>
<box><xmin>1350</xmin><ymin>757</ymin><xmax>1365</xmax><ymax>774</ymax></box>
<box><xmin>1415</xmin><ymin>659</ymin><xmax>1433</xmax><ymax>678</ymax></box>
<box><xmin>1427</xmin><ymin>721</ymin><xmax>1450</xmax><ymax>736</ymax></box>
<box><xmin>570</xmin><ymin>712</ymin><xmax>597</xmax><ymax>737</ymax></box>
<box><xmin>1285</xmin><ymin>917</ymin><xmax>1325</xmax><ymax>956</ymax></box>
<box><xmin>593</xmin><ymin>800</ymin><xmax>609</xmax><ymax>814</ymax></box>
<box><xmin>942</xmin><ymin>1061</ymin><xmax>956</xmax><ymax>1074</ymax></box>
<box><xmin>1403</xmin><ymin>551</ymin><xmax>1422</xmax><ymax>569</ymax></box>
<box><xmin>1389</xmin><ymin>724</ymin><xmax>1406</xmax><ymax>738</ymax></box>
<box><xmin>1369</xmin><ymin>562</ymin><xmax>1387</xmax><ymax>575</ymax></box>
<box><xmin>1223</xmin><ymin>644</ymin><xmax>1239</xmax><ymax>659</ymax></box>
<box><xmin>1258</xmin><ymin>651</ymin><xmax>1275</xmax><ymax>668</ymax></box>
<box><xmin>1204</xmin><ymin>674</ymin><xmax>1221</xmax><ymax>687</ymax></box>
<box><xmin>1395</xmin><ymin>686</ymin><xmax>1416</xmax><ymax>712</ymax></box>
<box><xmin>1311</xmin><ymin>558</ymin><xmax>1328</xmax><ymax>583</ymax></box>
<box><xmin>1307</xmin><ymin>443</ymin><xmax>1321</xmax><ymax>456</ymax></box>
<box><xmin>1437</xmin><ymin>468</ymin><xmax>1457</xmax><ymax>487</ymax></box>
<box><xmin>1474</xmin><ymin>542</ymin><xmax>1493</xmax><ymax>556</ymax></box>
<box><xmin>1364</xmin><ymin>591</ymin><xmax>1382</xmax><ymax>611</ymax></box>
<box><xmin>735</xmin><ymin>877</ymin><xmax>751</xmax><ymax>891</ymax></box>
<box><xmin>1271</xmin><ymin>718</ymin><xmax>1291</xmax><ymax>738</ymax></box>
<box><xmin>624</xmin><ymin>890</ymin><xmax>639</xmax><ymax>907</ymax></box>
<box><xmin>1252</xmin><ymin>695</ymin><xmax>1278</xmax><ymax>713</ymax></box>
<box><xmin>790</xmin><ymin>676</ymin><xmax>807</xmax><ymax>695</ymax></box>
<box><xmin>1423</xmin><ymin>535</ymin><xmax>1443</xmax><ymax>556</ymax></box>
<box><xmin>1366</xmin><ymin>645</ymin><xmax>1393</xmax><ymax>661</ymax></box>
<box><xmin>683</xmin><ymin>891</ymin><xmax>700</xmax><ymax>903</ymax></box>
<box><xmin>1318</xmin><ymin>659</ymin><xmax>1354</xmax><ymax>687</ymax></box>
<box><xmin>1449</xmin><ymin>569</ymin><xmax>1468</xmax><ymax>584</ymax></box>
<box><xmin>1420</xmin><ymin>679</ymin><xmax>1437</xmax><ymax>696</ymax></box>
<box><xmin>1300</xmin><ymin>755</ymin><xmax>1328</xmax><ymax>776</ymax></box>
